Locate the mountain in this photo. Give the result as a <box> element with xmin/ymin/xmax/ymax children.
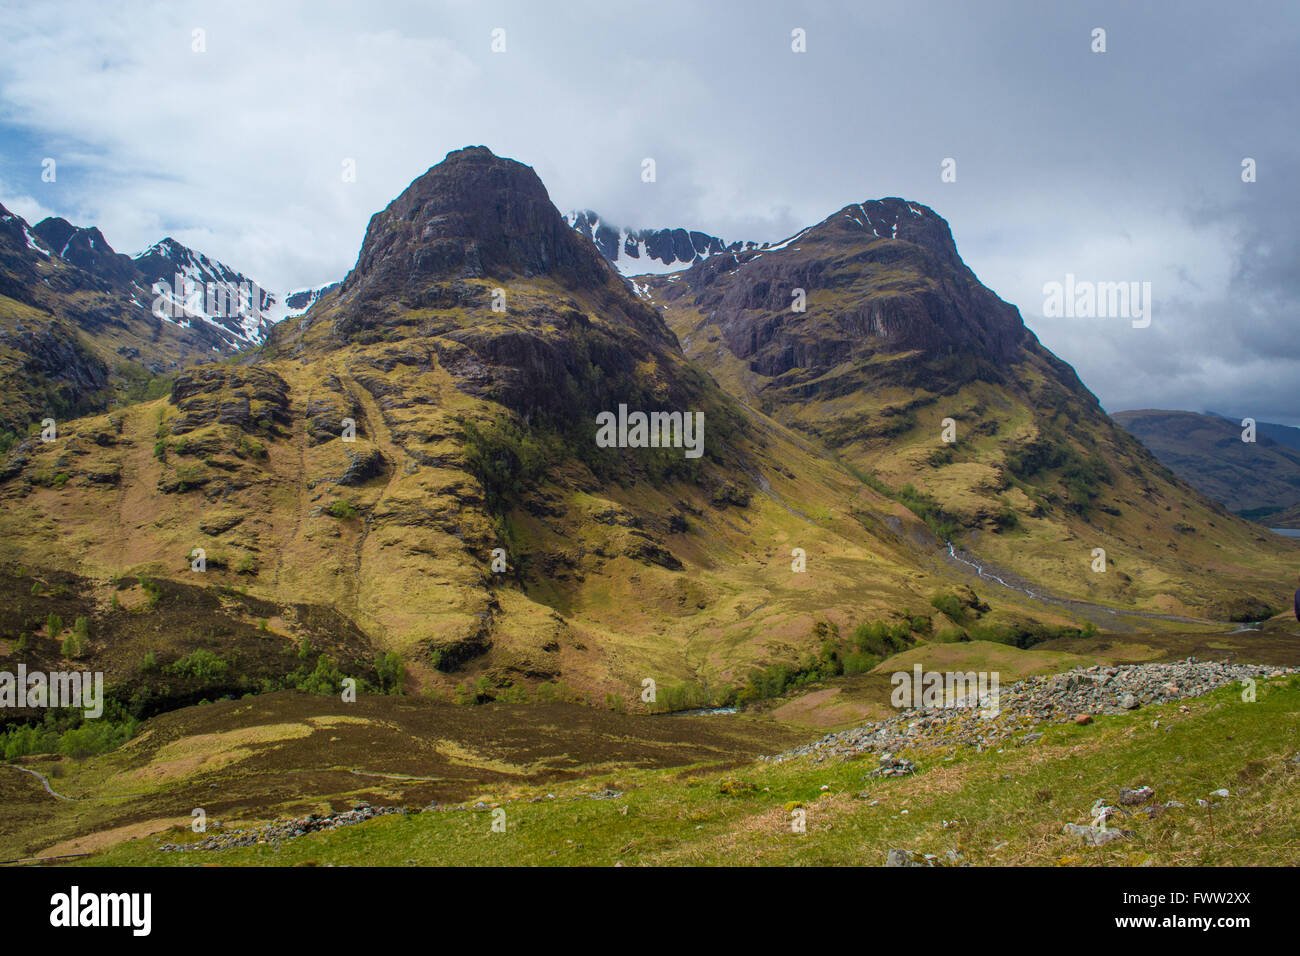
<box><xmin>639</xmin><ymin>197</ymin><xmax>1298</xmax><ymax>617</ymax></box>
<box><xmin>31</xmin><ymin>217</ymin><xmax>140</xmax><ymax>285</ymax></box>
<box><xmin>567</xmin><ymin>210</ymin><xmax>763</xmax><ymax>276</ymax></box>
<box><xmin>1</xmin><ymin>203</ymin><xmax>234</xmax><ymax>438</ymax></box>
<box><xmin>1112</xmin><ymin>410</ymin><xmax>1300</xmax><ymax>527</ymax></box>
<box><xmin>0</xmin><ymin>206</ymin><xmax>316</xmax><ymax>442</ymax></box>
<box><xmin>0</xmin><ymin>147</ymin><xmax>956</xmax><ymax>706</ymax></box>
<box><xmin>1</xmin><ymin>147</ymin><xmax>1296</xmax><ymax>723</ymax></box>
<box><xmin>133</xmin><ymin>237</ymin><xmax>275</xmax><ymax>345</ymax></box>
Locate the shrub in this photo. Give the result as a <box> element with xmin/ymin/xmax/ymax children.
<box><xmin>842</xmin><ymin>651</ymin><xmax>880</xmax><ymax>675</ymax></box>
<box><xmin>296</xmin><ymin>654</ymin><xmax>345</xmax><ymax>695</ymax></box>
<box><xmin>652</xmin><ymin>682</ymin><xmax>712</xmax><ymax>713</ymax></box>
<box><xmin>1</xmin><ymin>708</ymin><xmax>139</xmax><ymax>760</ymax></box>
<box><xmin>851</xmin><ymin>620</ymin><xmax>911</xmax><ymax>657</ymax></box>
<box><xmin>460</xmin><ymin>416</ymin><xmax>559</xmax><ymax>514</ymax></box>
<box><xmin>58</xmin><ymin>719</ymin><xmax>138</xmax><ymax>758</ymax></box>
<box><xmin>496</xmin><ymin>684</ymin><xmax>527</xmax><ymax>703</ymax></box>
<box><xmin>167</xmin><ymin>649</ymin><xmax>231</xmax><ymax>682</ymax></box>
<box><xmin>897</xmin><ymin>483</ymin><xmax>963</xmax><ymax>541</ymax></box>
<box><xmin>61</xmin><ymin>617</ymin><xmax>89</xmax><ymax>658</ymax></box>
<box><xmin>930</xmin><ymin>593</ymin><xmax>966</xmax><ymax>622</ymax></box>
<box><xmin>137</xmin><ymin>575</ymin><xmax>161</xmax><ymax>609</ymax></box>
<box><xmin>325</xmin><ymin>499</ymin><xmax>359</xmax><ymax>520</ymax></box>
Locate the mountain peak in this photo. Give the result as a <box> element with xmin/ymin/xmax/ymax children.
<box><xmin>806</xmin><ymin>198</ymin><xmax>963</xmax><ymax>270</ymax></box>
<box><xmin>341</xmin><ymin>146</ymin><xmax>608</xmax><ymax>304</ymax></box>
<box><xmin>31</xmin><ymin>216</ymin><xmax>138</xmax><ymax>283</ymax></box>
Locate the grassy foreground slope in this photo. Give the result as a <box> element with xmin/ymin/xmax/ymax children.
<box><xmin>74</xmin><ymin>674</ymin><xmax>1300</xmax><ymax>867</ymax></box>
<box><xmin>4</xmin><ymin>625</ymin><xmax>1295</xmax><ymax>867</ymax></box>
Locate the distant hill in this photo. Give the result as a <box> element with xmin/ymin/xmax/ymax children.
<box><xmin>1111</xmin><ymin>410</ymin><xmax>1300</xmax><ymax>527</ymax></box>
<box><xmin>0</xmin><ymin>204</ymin><xmax>332</xmax><ymax>440</ymax></box>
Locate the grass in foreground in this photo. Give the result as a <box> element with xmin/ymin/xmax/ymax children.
<box><xmin>83</xmin><ymin>677</ymin><xmax>1300</xmax><ymax>866</ymax></box>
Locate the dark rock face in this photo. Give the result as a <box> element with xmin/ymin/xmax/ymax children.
<box><xmin>32</xmin><ymin>217</ymin><xmax>139</xmax><ymax>286</ymax></box>
<box><xmin>342</xmin><ymin>146</ymin><xmax>611</xmax><ymax>306</ymax></box>
<box><xmin>169</xmin><ymin>366</ymin><xmax>291</xmax><ymax>435</ymax></box>
<box><xmin>337</xmin><ymin>446</ymin><xmax>389</xmax><ymax>486</ymax></box>
<box><xmin>684</xmin><ymin>198</ymin><xmax>1028</xmax><ymax>383</ymax></box>
<box><xmin>305</xmin><ymin>376</ymin><xmax>362</xmax><ymax>446</ymax></box>
<box><xmin>319</xmin><ymin>146</ymin><xmax>706</xmax><ymax>432</ymax></box>
<box><xmin>0</xmin><ymin>320</ymin><xmax>110</xmax><ymax>422</ymax></box>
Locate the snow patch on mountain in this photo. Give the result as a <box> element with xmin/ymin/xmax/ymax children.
<box><xmin>134</xmin><ymin>238</ymin><xmax>277</xmax><ymax>345</ymax></box>
<box><xmin>567</xmin><ymin>210</ymin><xmax>766</xmax><ymax>276</ymax></box>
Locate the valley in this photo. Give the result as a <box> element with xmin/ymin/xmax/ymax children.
<box><xmin>1</xmin><ymin>146</ymin><xmax>1297</xmax><ymax>869</ymax></box>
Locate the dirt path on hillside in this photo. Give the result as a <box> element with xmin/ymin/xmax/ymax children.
<box><xmin>340</xmin><ymin>372</ymin><xmax>409</xmax><ymax>618</ymax></box>
<box><xmin>5</xmin><ymin>765</ymin><xmax>75</xmax><ymax>801</ymax></box>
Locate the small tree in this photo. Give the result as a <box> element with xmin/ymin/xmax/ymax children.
<box><xmin>61</xmin><ymin>617</ymin><xmax>89</xmax><ymax>659</ymax></box>
<box><xmin>375</xmin><ymin>651</ymin><xmax>405</xmax><ymax>694</ymax></box>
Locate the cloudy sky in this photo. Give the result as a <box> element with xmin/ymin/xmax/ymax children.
<box><xmin>1</xmin><ymin>0</ymin><xmax>1295</xmax><ymax>423</ymax></box>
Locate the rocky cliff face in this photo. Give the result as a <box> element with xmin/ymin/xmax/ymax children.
<box><xmin>292</xmin><ymin>147</ymin><xmax>711</xmax><ymax>430</ymax></box>
<box><xmin>675</xmin><ymin>199</ymin><xmax>1028</xmax><ymax>383</ymax></box>
<box><xmin>344</xmin><ymin>147</ymin><xmax>609</xmax><ymax>302</ymax></box>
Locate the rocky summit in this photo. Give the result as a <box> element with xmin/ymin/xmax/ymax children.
<box><xmin>345</xmin><ymin>146</ymin><xmax>610</xmax><ymax>303</ymax></box>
